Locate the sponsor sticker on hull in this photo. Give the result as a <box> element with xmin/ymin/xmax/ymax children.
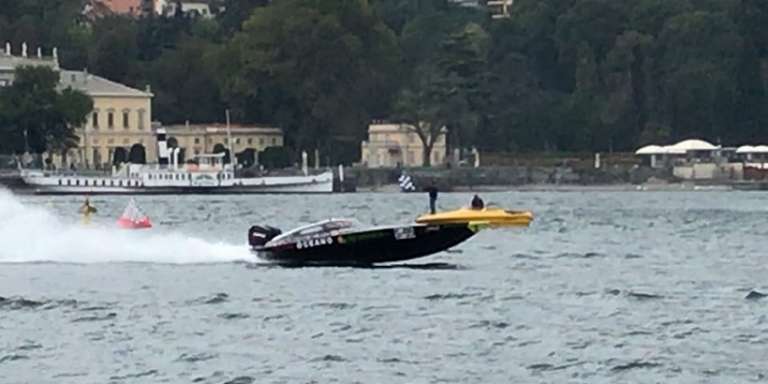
<box><xmin>295</xmin><ymin>236</ymin><xmax>334</xmax><ymax>249</ymax></box>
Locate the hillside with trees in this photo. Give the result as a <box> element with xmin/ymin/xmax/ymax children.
<box><xmin>1</xmin><ymin>0</ymin><xmax>767</xmax><ymax>164</ymax></box>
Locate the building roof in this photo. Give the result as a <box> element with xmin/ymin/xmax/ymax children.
<box><xmin>58</xmin><ymin>70</ymin><xmax>152</xmax><ymax>98</ymax></box>
<box><xmin>736</xmin><ymin>145</ymin><xmax>768</xmax><ymax>154</ymax></box>
<box><xmin>92</xmin><ymin>0</ymin><xmax>143</xmax><ymax>14</ymax></box>
<box><xmin>668</xmin><ymin>139</ymin><xmax>718</xmax><ymax>152</ymax></box>
<box><xmin>635</xmin><ymin>139</ymin><xmax>719</xmax><ymax>155</ymax></box>
<box><xmin>369</xmin><ymin>122</ymin><xmax>447</xmax><ymax>134</ymax></box>
<box><xmin>635</xmin><ymin>145</ymin><xmax>666</xmax><ymax>155</ymax></box>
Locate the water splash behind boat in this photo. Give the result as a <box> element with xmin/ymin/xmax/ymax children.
<box><xmin>0</xmin><ymin>189</ymin><xmax>251</xmax><ymax>264</ymax></box>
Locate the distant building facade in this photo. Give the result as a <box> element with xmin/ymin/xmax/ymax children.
<box><xmin>450</xmin><ymin>0</ymin><xmax>513</xmax><ymax>19</ymax></box>
<box><xmin>634</xmin><ymin>139</ymin><xmax>745</xmax><ymax>181</ymax></box>
<box><xmin>160</xmin><ymin>1</ymin><xmax>217</xmax><ymax>18</ymax></box>
<box><xmin>486</xmin><ymin>0</ymin><xmax>513</xmax><ymax>19</ymax></box>
<box><xmin>95</xmin><ymin>0</ymin><xmax>144</xmax><ymax>15</ymax></box>
<box><xmin>0</xmin><ymin>44</ymin><xmax>58</xmax><ymax>86</ymax></box>
<box><xmin>85</xmin><ymin>0</ymin><xmax>219</xmax><ymax>18</ymax></box>
<box><xmin>1</xmin><ymin>43</ymin><xmax>154</xmax><ymax>169</ymax></box>
<box><xmin>360</xmin><ymin>122</ymin><xmax>447</xmax><ymax>168</ymax></box>
<box><xmin>161</xmin><ymin>123</ymin><xmax>283</xmax><ymax>160</ymax></box>
<box><xmin>61</xmin><ymin>70</ymin><xmax>155</xmax><ymax>169</ymax></box>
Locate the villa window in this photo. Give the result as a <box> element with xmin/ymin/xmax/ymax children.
<box><xmin>123</xmin><ymin>110</ymin><xmax>130</xmax><ymax>129</ymax></box>
<box><xmin>137</xmin><ymin>109</ymin><xmax>146</xmax><ymax>130</ymax></box>
<box><xmin>259</xmin><ymin>138</ymin><xmax>264</xmax><ymax>145</ymax></box>
<box><xmin>194</xmin><ymin>137</ymin><xmax>200</xmax><ymax>144</ymax></box>
<box><xmin>272</xmin><ymin>138</ymin><xmax>277</xmax><ymax>145</ymax></box>
<box><xmin>107</xmin><ymin>111</ymin><xmax>114</xmax><ymax>129</ymax></box>
<box><xmin>248</xmin><ymin>138</ymin><xmax>253</xmax><ymax>145</ymax></box>
<box><xmin>92</xmin><ymin>111</ymin><xmax>99</xmax><ymax>129</ymax></box>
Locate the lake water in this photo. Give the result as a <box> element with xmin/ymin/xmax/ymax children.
<box><xmin>1</xmin><ymin>188</ymin><xmax>767</xmax><ymax>383</ymax></box>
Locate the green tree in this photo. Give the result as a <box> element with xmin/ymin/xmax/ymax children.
<box><xmin>217</xmin><ymin>0</ymin><xmax>270</xmax><ymax>35</ymax></box>
<box><xmin>221</xmin><ymin>0</ymin><xmax>399</xmax><ymax>164</ymax></box>
<box><xmin>732</xmin><ymin>0</ymin><xmax>768</xmax><ymax>142</ymax></box>
<box><xmin>149</xmin><ymin>37</ymin><xmax>224</xmax><ymax>123</ymax></box>
<box><xmin>0</xmin><ymin>66</ymin><xmax>93</xmax><ymax>155</ymax></box>
<box><xmin>391</xmin><ymin>64</ymin><xmax>456</xmax><ymax>166</ymax></box>
<box><xmin>656</xmin><ymin>11</ymin><xmax>741</xmax><ymax>141</ymax></box>
<box><xmin>88</xmin><ymin>17</ymin><xmax>140</xmax><ymax>84</ymax></box>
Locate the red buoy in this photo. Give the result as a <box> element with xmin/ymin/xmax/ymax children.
<box><xmin>117</xmin><ymin>198</ymin><xmax>152</xmax><ymax>229</ymax></box>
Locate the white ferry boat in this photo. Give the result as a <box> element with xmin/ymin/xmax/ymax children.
<box><xmin>19</xmin><ymin>130</ymin><xmax>333</xmax><ymax>195</ymax></box>
<box><xmin>20</xmin><ymin>156</ymin><xmax>333</xmax><ymax>195</ymax></box>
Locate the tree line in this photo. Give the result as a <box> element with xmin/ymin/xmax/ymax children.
<box><xmin>1</xmin><ymin>0</ymin><xmax>767</xmax><ymax>165</ymax></box>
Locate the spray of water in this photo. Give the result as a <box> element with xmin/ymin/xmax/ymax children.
<box><xmin>0</xmin><ymin>189</ymin><xmax>253</xmax><ymax>264</ymax></box>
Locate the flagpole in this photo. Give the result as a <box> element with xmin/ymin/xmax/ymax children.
<box><xmin>225</xmin><ymin>109</ymin><xmax>233</xmax><ymax>165</ymax></box>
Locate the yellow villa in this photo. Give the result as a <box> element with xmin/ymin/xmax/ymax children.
<box><xmin>161</xmin><ymin>122</ymin><xmax>284</xmax><ymax>161</ymax></box>
<box><xmin>1</xmin><ymin>44</ymin><xmax>155</xmax><ymax>169</ymax></box>
<box><xmin>360</xmin><ymin>121</ymin><xmax>447</xmax><ymax>168</ymax></box>
<box><xmin>2</xmin><ymin>44</ymin><xmax>285</xmax><ymax>169</ymax></box>
<box><xmin>58</xmin><ymin>69</ymin><xmax>155</xmax><ymax>169</ymax></box>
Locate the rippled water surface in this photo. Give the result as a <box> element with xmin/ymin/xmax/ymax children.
<box><xmin>1</xmin><ymin>190</ymin><xmax>767</xmax><ymax>383</ymax></box>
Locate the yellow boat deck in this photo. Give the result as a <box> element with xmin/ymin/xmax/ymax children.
<box><xmin>415</xmin><ymin>207</ymin><xmax>534</xmax><ymax>228</ymax></box>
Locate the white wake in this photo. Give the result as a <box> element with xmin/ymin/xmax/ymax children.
<box><xmin>0</xmin><ymin>189</ymin><xmax>253</xmax><ymax>264</ymax></box>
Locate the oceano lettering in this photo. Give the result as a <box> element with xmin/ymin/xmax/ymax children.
<box><xmin>295</xmin><ymin>237</ymin><xmax>334</xmax><ymax>249</ymax></box>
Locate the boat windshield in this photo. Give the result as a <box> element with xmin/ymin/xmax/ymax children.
<box><xmin>269</xmin><ymin>219</ymin><xmax>361</xmax><ymax>243</ymax></box>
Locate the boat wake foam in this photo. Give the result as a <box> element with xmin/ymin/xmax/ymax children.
<box><xmin>0</xmin><ymin>189</ymin><xmax>252</xmax><ymax>264</ymax></box>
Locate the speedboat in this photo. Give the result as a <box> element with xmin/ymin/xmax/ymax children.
<box><xmin>416</xmin><ymin>207</ymin><xmax>534</xmax><ymax>227</ymax></box>
<box><xmin>247</xmin><ymin>207</ymin><xmax>533</xmax><ymax>266</ymax></box>
<box><xmin>248</xmin><ymin>219</ymin><xmax>479</xmax><ymax>266</ymax></box>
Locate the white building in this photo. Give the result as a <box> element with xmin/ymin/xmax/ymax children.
<box><xmin>635</xmin><ymin>139</ymin><xmax>720</xmax><ymax>168</ymax></box>
<box><xmin>160</xmin><ymin>0</ymin><xmax>217</xmax><ymax>18</ymax></box>
<box><xmin>450</xmin><ymin>0</ymin><xmax>513</xmax><ymax>19</ymax></box>
<box><xmin>0</xmin><ymin>43</ymin><xmax>59</xmax><ymax>86</ymax></box>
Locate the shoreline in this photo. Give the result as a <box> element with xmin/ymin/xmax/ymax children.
<box><xmin>355</xmin><ymin>182</ymin><xmax>747</xmax><ymax>193</ymax></box>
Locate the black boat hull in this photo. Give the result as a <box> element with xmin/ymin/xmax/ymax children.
<box><xmin>252</xmin><ymin>223</ymin><xmax>476</xmax><ymax>266</ymax></box>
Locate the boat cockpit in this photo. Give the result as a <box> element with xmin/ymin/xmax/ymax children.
<box><xmin>269</xmin><ymin>218</ymin><xmax>361</xmax><ymax>244</ymax></box>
